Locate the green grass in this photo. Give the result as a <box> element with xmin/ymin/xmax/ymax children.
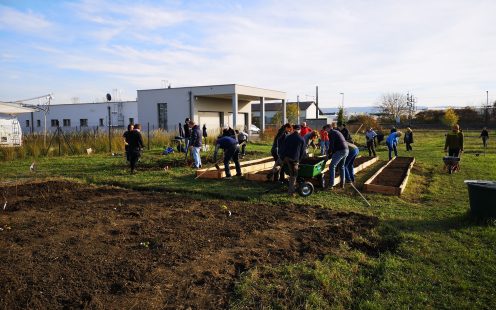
<box><xmin>1</xmin><ymin>131</ymin><xmax>496</xmax><ymax>309</ymax></box>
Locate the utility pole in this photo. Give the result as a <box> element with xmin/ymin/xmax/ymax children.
<box><xmin>297</xmin><ymin>95</ymin><xmax>300</xmax><ymax>124</ymax></box>
<box><xmin>485</xmin><ymin>90</ymin><xmax>489</xmax><ymax>127</ymax></box>
<box><xmin>315</xmin><ymin>86</ymin><xmax>319</xmax><ymax>119</ymax></box>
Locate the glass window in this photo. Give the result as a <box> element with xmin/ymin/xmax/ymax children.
<box><xmin>157</xmin><ymin>103</ymin><xmax>167</xmax><ymax>130</ymax></box>
<box><xmin>129</xmin><ymin>118</ymin><xmax>134</xmax><ymax>125</ymax></box>
<box><xmin>26</xmin><ymin>120</ymin><xmax>30</xmax><ymax>127</ymax></box>
<box><xmin>51</xmin><ymin>119</ymin><xmax>59</xmax><ymax>127</ymax></box>
<box><xmin>80</xmin><ymin>119</ymin><xmax>88</xmax><ymax>127</ymax></box>
<box><xmin>99</xmin><ymin>118</ymin><xmax>104</xmax><ymax>126</ymax></box>
<box><xmin>63</xmin><ymin>119</ymin><xmax>71</xmax><ymax>127</ymax></box>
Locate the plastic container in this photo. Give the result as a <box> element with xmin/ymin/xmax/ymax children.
<box><xmin>464</xmin><ymin>180</ymin><xmax>496</xmax><ymax>218</ymax></box>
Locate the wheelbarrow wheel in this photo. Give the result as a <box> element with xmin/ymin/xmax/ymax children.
<box><xmin>298</xmin><ymin>181</ymin><xmax>314</xmax><ymax>197</ymax></box>
<box><xmin>448</xmin><ymin>166</ymin><xmax>453</xmax><ymax>174</ymax></box>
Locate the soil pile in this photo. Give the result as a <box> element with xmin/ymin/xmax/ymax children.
<box><xmin>0</xmin><ymin>180</ymin><xmax>379</xmax><ymax>309</ymax></box>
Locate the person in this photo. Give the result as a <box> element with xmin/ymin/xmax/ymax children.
<box><xmin>339</xmin><ymin>123</ymin><xmax>352</xmax><ymax>142</ymax></box>
<box><xmin>213</xmin><ymin>135</ymin><xmax>241</xmax><ymax>179</ymax></box>
<box><xmin>386</xmin><ymin>131</ymin><xmax>402</xmax><ymax>160</ymax></box>
<box><xmin>235</xmin><ymin>129</ymin><xmax>248</xmax><ymax>157</ymax></box>
<box><xmin>303</xmin><ymin>130</ymin><xmax>318</xmax><ymax>153</ymax></box>
<box><xmin>480</xmin><ymin>127</ymin><xmax>489</xmax><ymax>148</ymax></box>
<box><xmin>300</xmin><ymin>122</ymin><xmax>312</xmax><ymax>137</ymax></box>
<box><xmin>376</xmin><ymin>131</ymin><xmax>385</xmax><ymax>145</ymax></box>
<box><xmin>390</xmin><ymin>127</ymin><xmax>397</xmax><ymax>133</ymax></box>
<box><xmin>280</xmin><ymin>124</ymin><xmax>306</xmax><ymax>195</ymax></box>
<box><xmin>327</xmin><ymin>123</ymin><xmax>349</xmax><ymax>189</ymax></box>
<box><xmin>404</xmin><ymin>127</ymin><xmax>414</xmax><ymax>151</ymax></box>
<box><xmin>268</xmin><ymin>123</ymin><xmax>292</xmax><ymax>182</ymax></box>
<box><xmin>188</xmin><ymin>120</ymin><xmax>202</xmax><ymax>169</ymax></box>
<box><xmin>123</xmin><ymin>123</ymin><xmax>134</xmax><ymax>162</ymax></box>
<box><xmin>222</xmin><ymin>126</ymin><xmax>236</xmax><ymax>139</ymax></box>
<box><xmin>183</xmin><ymin>118</ymin><xmax>191</xmax><ymax>153</ymax></box>
<box><xmin>319</xmin><ymin>125</ymin><xmax>330</xmax><ymax>156</ymax></box>
<box><xmin>365</xmin><ymin>127</ymin><xmax>377</xmax><ymax>157</ymax></box>
<box><xmin>444</xmin><ymin>124</ymin><xmax>464</xmax><ymax>157</ymax></box>
<box><xmin>202</xmin><ymin>124</ymin><xmax>208</xmax><ymax>146</ymax></box>
<box><xmin>344</xmin><ymin>142</ymin><xmax>359</xmax><ymax>184</ymax></box>
<box><xmin>127</xmin><ymin>123</ymin><xmax>144</xmax><ymax>173</ymax></box>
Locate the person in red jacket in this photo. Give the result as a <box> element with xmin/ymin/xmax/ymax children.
<box><xmin>300</xmin><ymin>122</ymin><xmax>312</xmax><ymax>137</ymax></box>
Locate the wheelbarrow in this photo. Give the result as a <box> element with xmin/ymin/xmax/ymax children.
<box><xmin>282</xmin><ymin>156</ymin><xmax>328</xmax><ymax>197</ymax></box>
<box><xmin>443</xmin><ymin>155</ymin><xmax>461</xmax><ymax>174</ymax></box>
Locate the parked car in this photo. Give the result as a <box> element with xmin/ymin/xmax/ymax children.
<box><xmin>249</xmin><ymin>124</ymin><xmax>260</xmax><ymax>134</ymax></box>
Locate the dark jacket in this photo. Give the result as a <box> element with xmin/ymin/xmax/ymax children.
<box><xmin>340</xmin><ymin>127</ymin><xmax>352</xmax><ymax>141</ymax></box>
<box><xmin>271</xmin><ymin>126</ymin><xmax>286</xmax><ymax>157</ymax></box>
<box><xmin>216</xmin><ymin>136</ymin><xmax>238</xmax><ymax>150</ymax></box>
<box><xmin>128</xmin><ymin>130</ymin><xmax>144</xmax><ymax>151</ymax></box>
<box><xmin>281</xmin><ymin>132</ymin><xmax>305</xmax><ymax>161</ymax></box>
<box><xmin>189</xmin><ymin>125</ymin><xmax>202</xmax><ymax>147</ymax></box>
<box><xmin>183</xmin><ymin>123</ymin><xmax>191</xmax><ymax>138</ymax></box>
<box><xmin>445</xmin><ymin>131</ymin><xmax>464</xmax><ymax>150</ymax></box>
<box><xmin>480</xmin><ymin>130</ymin><xmax>489</xmax><ymax>138</ymax></box>
<box><xmin>404</xmin><ymin>131</ymin><xmax>414</xmax><ymax>144</ymax></box>
<box><xmin>328</xmin><ymin>129</ymin><xmax>348</xmax><ymax>154</ymax></box>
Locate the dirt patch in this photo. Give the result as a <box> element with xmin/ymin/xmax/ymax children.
<box><xmin>371</xmin><ymin>157</ymin><xmax>413</xmax><ymax>187</ymax></box>
<box><xmin>0</xmin><ymin>180</ymin><xmax>380</xmax><ymax>309</ymax></box>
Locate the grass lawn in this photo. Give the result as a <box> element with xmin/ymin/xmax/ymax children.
<box><xmin>1</xmin><ymin>130</ymin><xmax>495</xmax><ymax>309</ymax></box>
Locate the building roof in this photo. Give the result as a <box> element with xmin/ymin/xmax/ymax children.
<box><xmin>0</xmin><ymin>103</ymin><xmax>35</xmax><ymax>114</ymax></box>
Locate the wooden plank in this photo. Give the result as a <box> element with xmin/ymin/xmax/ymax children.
<box><xmin>398</xmin><ymin>157</ymin><xmax>415</xmax><ymax>194</ymax></box>
<box><xmin>196</xmin><ymin>156</ymin><xmax>273</xmax><ymax>178</ymax></box>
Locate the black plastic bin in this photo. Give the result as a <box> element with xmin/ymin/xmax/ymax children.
<box><xmin>464</xmin><ymin>180</ymin><xmax>496</xmax><ymax>218</ymax></box>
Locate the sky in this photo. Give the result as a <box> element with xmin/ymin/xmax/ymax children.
<box><xmin>0</xmin><ymin>0</ymin><xmax>494</xmax><ymax>108</ymax></box>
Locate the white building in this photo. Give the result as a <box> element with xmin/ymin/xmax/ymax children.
<box><xmin>17</xmin><ymin>101</ymin><xmax>138</xmax><ymax>133</ymax></box>
<box><xmin>251</xmin><ymin>101</ymin><xmax>325</xmax><ymax>125</ymax></box>
<box><xmin>0</xmin><ymin>103</ymin><xmax>35</xmax><ymax>146</ymax></box>
<box><xmin>137</xmin><ymin>84</ymin><xmax>286</xmax><ymax>134</ymax></box>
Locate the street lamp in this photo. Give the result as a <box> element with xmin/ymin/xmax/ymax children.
<box><xmin>339</xmin><ymin>92</ymin><xmax>344</xmax><ymax>108</ymax></box>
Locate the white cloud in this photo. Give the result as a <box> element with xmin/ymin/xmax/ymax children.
<box><xmin>0</xmin><ymin>5</ymin><xmax>52</xmax><ymax>33</ymax></box>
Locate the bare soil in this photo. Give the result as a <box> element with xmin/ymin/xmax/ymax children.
<box><xmin>371</xmin><ymin>157</ymin><xmax>414</xmax><ymax>187</ymax></box>
<box><xmin>0</xmin><ymin>180</ymin><xmax>380</xmax><ymax>309</ymax></box>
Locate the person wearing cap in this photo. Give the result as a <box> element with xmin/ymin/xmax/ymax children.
<box><xmin>188</xmin><ymin>120</ymin><xmax>202</xmax><ymax>169</ymax></box>
<box><xmin>213</xmin><ymin>135</ymin><xmax>242</xmax><ymax>179</ymax></box>
<box><xmin>280</xmin><ymin>124</ymin><xmax>306</xmax><ymax>195</ymax></box>
<box><xmin>327</xmin><ymin>123</ymin><xmax>349</xmax><ymax>189</ymax></box>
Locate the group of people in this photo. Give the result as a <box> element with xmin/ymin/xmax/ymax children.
<box><xmin>267</xmin><ymin>122</ymin><xmax>360</xmax><ymax>195</ymax></box>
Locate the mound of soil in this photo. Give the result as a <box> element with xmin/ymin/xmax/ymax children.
<box><xmin>0</xmin><ymin>180</ymin><xmax>379</xmax><ymax>309</ymax></box>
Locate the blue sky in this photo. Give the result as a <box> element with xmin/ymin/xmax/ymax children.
<box><xmin>0</xmin><ymin>0</ymin><xmax>494</xmax><ymax>107</ymax></box>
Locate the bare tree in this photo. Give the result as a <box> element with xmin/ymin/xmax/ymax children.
<box><xmin>377</xmin><ymin>93</ymin><xmax>409</xmax><ymax>121</ymax></box>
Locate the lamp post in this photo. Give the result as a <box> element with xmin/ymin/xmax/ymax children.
<box><xmin>485</xmin><ymin>90</ymin><xmax>489</xmax><ymax>127</ymax></box>
<box><xmin>339</xmin><ymin>92</ymin><xmax>344</xmax><ymax>108</ymax></box>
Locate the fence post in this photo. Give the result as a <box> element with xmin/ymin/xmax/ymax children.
<box><xmin>147</xmin><ymin>122</ymin><xmax>150</xmax><ymax>150</ymax></box>
<box><xmin>108</xmin><ymin>106</ymin><xmax>112</xmax><ymax>154</ymax></box>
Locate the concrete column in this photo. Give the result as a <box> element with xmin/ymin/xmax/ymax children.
<box><xmin>282</xmin><ymin>99</ymin><xmax>287</xmax><ymax>124</ymax></box>
<box><xmin>232</xmin><ymin>93</ymin><xmax>238</xmax><ymax>129</ymax></box>
<box><xmin>260</xmin><ymin>97</ymin><xmax>265</xmax><ymax>133</ymax></box>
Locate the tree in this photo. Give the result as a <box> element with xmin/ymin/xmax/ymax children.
<box><xmin>347</xmin><ymin>115</ymin><xmax>379</xmax><ymax>132</ymax></box>
<box><xmin>377</xmin><ymin>93</ymin><xmax>409</xmax><ymax>121</ymax></box>
<box><xmin>337</xmin><ymin>106</ymin><xmax>345</xmax><ymax>126</ymax></box>
<box><xmin>441</xmin><ymin>108</ymin><xmax>459</xmax><ymax>127</ymax></box>
<box><xmin>271</xmin><ymin>103</ymin><xmax>299</xmax><ymax>125</ymax></box>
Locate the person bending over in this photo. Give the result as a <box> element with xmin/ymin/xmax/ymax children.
<box><xmin>214</xmin><ymin>136</ymin><xmax>241</xmax><ymax>179</ymax></box>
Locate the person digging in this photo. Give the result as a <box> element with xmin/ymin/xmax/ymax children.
<box><xmin>213</xmin><ymin>135</ymin><xmax>242</xmax><ymax>179</ymax></box>
<box><xmin>280</xmin><ymin>124</ymin><xmax>306</xmax><ymax>196</ymax></box>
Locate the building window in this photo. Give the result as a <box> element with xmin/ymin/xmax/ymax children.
<box><xmin>157</xmin><ymin>103</ymin><xmax>168</xmax><ymax>130</ymax></box>
<box><xmin>99</xmin><ymin>118</ymin><xmax>104</xmax><ymax>126</ymax></box>
<box><xmin>129</xmin><ymin>118</ymin><xmax>134</xmax><ymax>125</ymax></box>
<box><xmin>63</xmin><ymin>119</ymin><xmax>71</xmax><ymax>127</ymax></box>
<box><xmin>26</xmin><ymin>120</ymin><xmax>30</xmax><ymax>127</ymax></box>
<box><xmin>51</xmin><ymin>119</ymin><xmax>59</xmax><ymax>127</ymax></box>
<box><xmin>80</xmin><ymin>119</ymin><xmax>88</xmax><ymax>127</ymax></box>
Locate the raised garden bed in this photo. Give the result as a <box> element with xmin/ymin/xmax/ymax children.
<box><xmin>363</xmin><ymin>156</ymin><xmax>415</xmax><ymax>195</ymax></box>
<box><xmin>196</xmin><ymin>156</ymin><xmax>274</xmax><ymax>179</ymax></box>
<box><xmin>246</xmin><ymin>156</ymin><xmax>378</xmax><ymax>182</ymax></box>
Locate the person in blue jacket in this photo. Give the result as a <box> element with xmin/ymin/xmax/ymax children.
<box><xmin>213</xmin><ymin>135</ymin><xmax>241</xmax><ymax>179</ymax></box>
<box><xmin>280</xmin><ymin>124</ymin><xmax>306</xmax><ymax>195</ymax></box>
<box><xmin>327</xmin><ymin>123</ymin><xmax>349</xmax><ymax>189</ymax></box>
<box><xmin>386</xmin><ymin>131</ymin><xmax>402</xmax><ymax>160</ymax></box>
